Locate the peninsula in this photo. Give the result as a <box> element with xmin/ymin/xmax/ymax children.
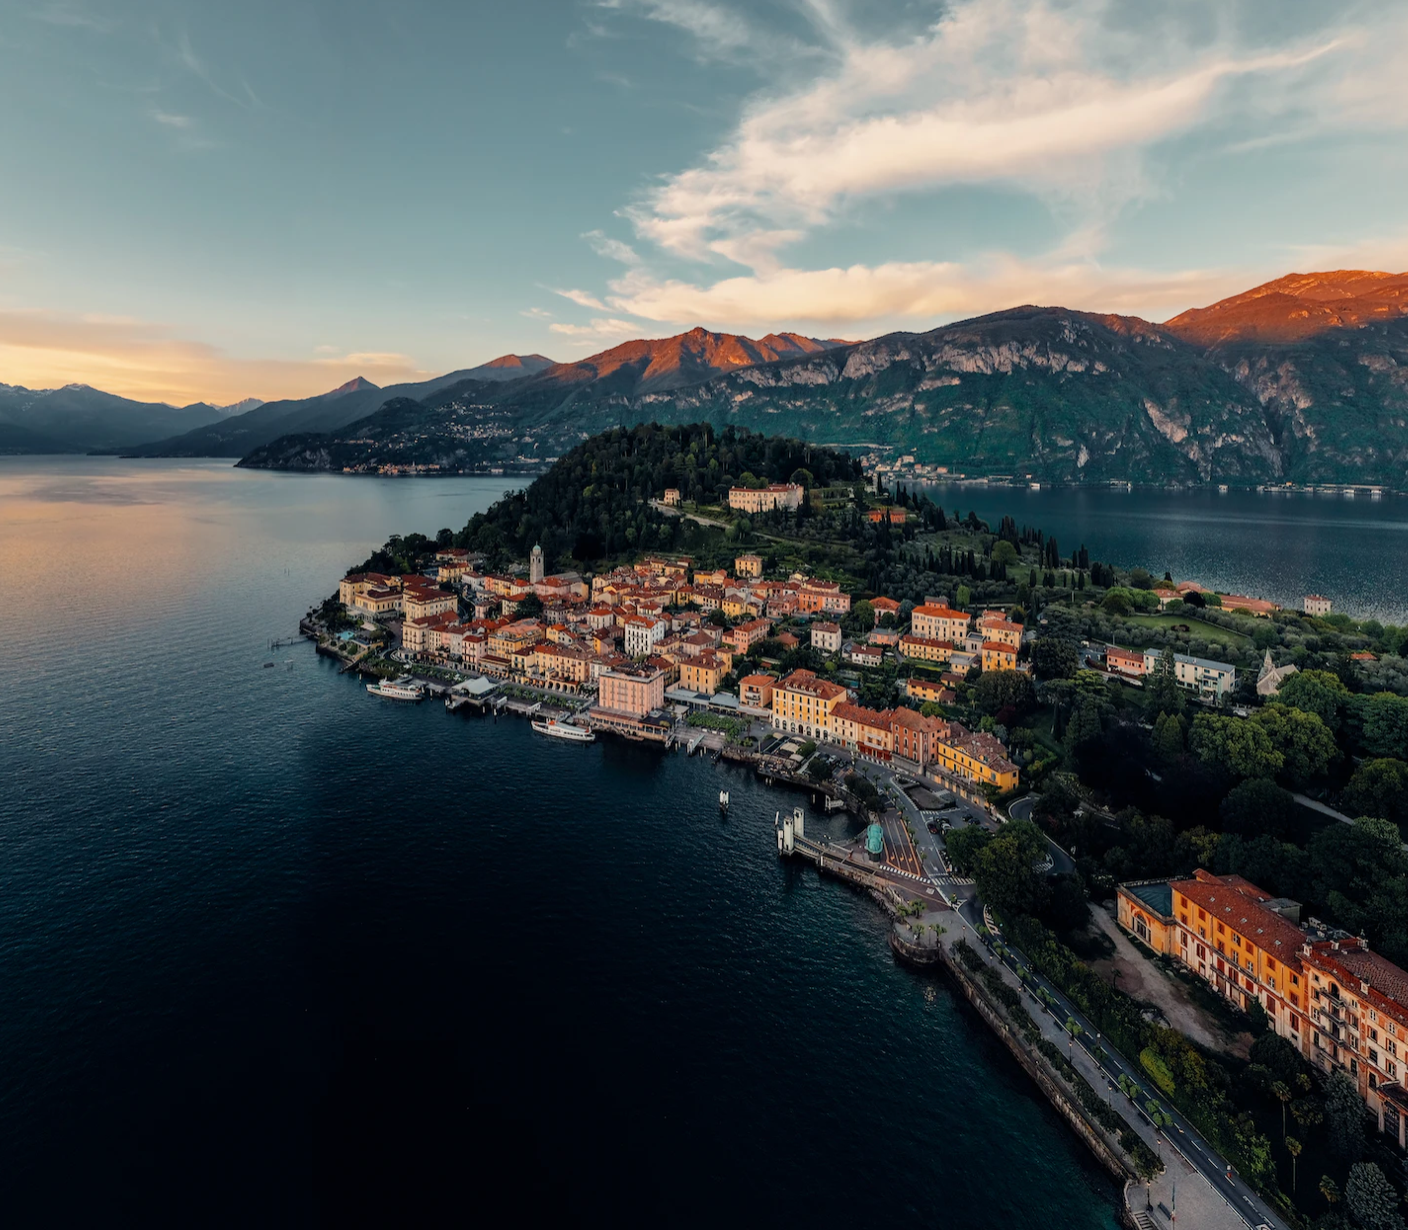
<box><xmin>306</xmin><ymin>422</ymin><xmax>1408</xmax><ymax>1229</ymax></box>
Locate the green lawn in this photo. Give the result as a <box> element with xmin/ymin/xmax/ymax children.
<box><xmin>1120</xmin><ymin>612</ymin><xmax>1253</xmax><ymax>649</ymax></box>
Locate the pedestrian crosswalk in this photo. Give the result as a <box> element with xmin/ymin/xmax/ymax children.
<box><xmin>933</xmin><ymin>874</ymin><xmax>974</xmax><ymax>887</ymax></box>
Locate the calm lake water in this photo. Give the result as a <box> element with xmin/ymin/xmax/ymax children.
<box><xmin>0</xmin><ymin>458</ymin><xmax>1120</xmax><ymax>1226</ymax></box>
<box><xmin>923</xmin><ymin>483</ymin><xmax>1408</xmax><ymax>622</ymax></box>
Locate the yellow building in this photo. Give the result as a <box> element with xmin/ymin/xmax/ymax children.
<box><xmin>977</xmin><ymin>617</ymin><xmax>1023</xmax><ymax>649</ymax></box>
<box><xmin>1116</xmin><ymin>881</ymin><xmax>1178</xmax><ymax>955</ymax></box>
<box><xmin>770</xmin><ymin>669</ymin><xmax>848</xmax><ymax>739</ymax></box>
<box><xmin>932</xmin><ymin>724</ymin><xmax>1019</xmax><ymax>791</ymax></box>
<box><xmin>899</xmin><ymin>635</ymin><xmax>953</xmax><ymax>665</ymax></box>
<box><xmin>911</xmin><ymin>604</ymin><xmax>971</xmax><ymax>642</ymax></box>
<box><xmin>906</xmin><ymin>677</ymin><xmax>950</xmax><ymax>704</ymax></box>
<box><xmin>728</xmin><ymin>483</ymin><xmax>803</xmax><ymax>513</ymax></box>
<box><xmin>679</xmin><ymin>653</ymin><xmax>726</xmax><ymax>694</ymax></box>
<box><xmin>735</xmin><ymin>554</ymin><xmax>763</xmax><ymax>578</ymax></box>
<box><xmin>981</xmin><ymin>641</ymin><xmax>1018</xmax><ymax>672</ymax></box>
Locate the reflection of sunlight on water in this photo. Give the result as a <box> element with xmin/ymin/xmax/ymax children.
<box><xmin>0</xmin><ymin>457</ymin><xmax>509</xmax><ymax>656</ymax></box>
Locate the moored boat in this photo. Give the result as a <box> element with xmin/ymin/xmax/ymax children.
<box><xmin>366</xmin><ymin>675</ymin><xmax>426</xmax><ymax>701</ymax></box>
<box><xmin>531</xmin><ymin>717</ymin><xmax>595</xmax><ymax>743</ymax></box>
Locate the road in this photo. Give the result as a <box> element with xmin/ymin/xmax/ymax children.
<box><xmin>827</xmin><ymin>757</ymin><xmax>1281</xmax><ymax>1228</ymax></box>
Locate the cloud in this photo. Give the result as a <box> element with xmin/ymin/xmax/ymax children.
<box><xmin>0</xmin><ymin>309</ymin><xmax>431</xmax><ymax>404</ymax></box>
<box><xmin>519</xmin><ymin>307</ymin><xmax>554</xmax><ymax>320</ymax></box>
<box><xmin>547</xmin><ymin>317</ymin><xmax>643</xmax><ymax>344</ymax></box>
<box><xmin>604</xmin><ymin>254</ymin><xmax>1257</xmax><ymax>331</ymax></box>
<box><xmin>545</xmin><ymin>0</ymin><xmax>1408</xmax><ymax>340</ymax></box>
<box><xmin>150</xmin><ymin>109</ymin><xmax>194</xmax><ymax>129</ymax></box>
<box><xmin>595</xmin><ymin>0</ymin><xmax>753</xmax><ymax>61</ymax></box>
<box><xmin>553</xmin><ymin>287</ymin><xmax>609</xmax><ymax>310</ymax></box>
<box><xmin>627</xmin><ymin>0</ymin><xmax>1346</xmax><ymax>263</ymax></box>
<box><xmin>582</xmin><ymin>229</ymin><xmax>640</xmax><ymax>266</ymax></box>
<box><xmin>30</xmin><ymin>2</ymin><xmax>113</xmax><ymax>31</ymax></box>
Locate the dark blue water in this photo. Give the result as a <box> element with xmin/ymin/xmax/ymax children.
<box><xmin>923</xmin><ymin>483</ymin><xmax>1408</xmax><ymax>622</ymax></box>
<box><xmin>0</xmin><ymin>459</ymin><xmax>1120</xmax><ymax>1226</ymax></box>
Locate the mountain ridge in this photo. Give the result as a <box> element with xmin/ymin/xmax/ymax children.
<box><xmin>12</xmin><ymin>271</ymin><xmax>1408</xmax><ymax>482</ymax></box>
<box><xmin>239</xmin><ymin>273</ymin><xmax>1408</xmax><ymax>486</ymax></box>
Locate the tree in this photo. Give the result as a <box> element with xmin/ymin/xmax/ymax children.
<box><xmin>973</xmin><ymin>819</ymin><xmax>1050</xmax><ymax>918</ymax></box>
<box><xmin>974</xmin><ymin>670</ymin><xmax>1037</xmax><ymax>718</ymax></box>
<box><xmin>1220</xmin><ymin>778</ymin><xmax>1296</xmax><ymax>839</ymax></box>
<box><xmin>1270</xmin><ymin>1080</ymin><xmax>1291</xmax><ymax>1138</ymax></box>
<box><xmin>1276</xmin><ymin>669</ymin><xmax>1349</xmax><ymax>732</ymax></box>
<box><xmin>944</xmin><ymin>825</ymin><xmax>991</xmax><ymax>875</ymax></box>
<box><xmin>1189</xmin><ymin>714</ymin><xmax>1283</xmax><ymax>780</ymax></box>
<box><xmin>1250</xmin><ymin>703</ymin><xmax>1337</xmax><ymax>786</ymax></box>
<box><xmin>1345</xmin><ymin>1161</ymin><xmax>1405</xmax><ymax>1230</ymax></box>
<box><xmin>1152</xmin><ymin>711</ymin><xmax>1186</xmax><ymax>761</ymax></box>
<box><xmin>1032</xmin><ymin>637</ymin><xmax>1078</xmax><ymax>680</ymax></box>
<box><xmin>1319</xmin><ymin>1174</ymin><xmax>1340</xmax><ymax>1211</ymax></box>
<box><xmin>1342</xmin><ymin>757</ymin><xmax>1408</xmax><ymax>825</ymax></box>
<box><xmin>1065</xmin><ymin>697</ymin><xmax>1103</xmax><ymax>749</ymax></box>
<box><xmin>848</xmin><ymin>599</ymin><xmax>876</xmax><ymax>630</ymax></box>
<box><xmin>1146</xmin><ymin>648</ymin><xmax>1185</xmax><ymax>717</ymax></box>
<box><xmin>1324</xmin><ymin>1069</ymin><xmax>1369</xmax><ymax>1161</ymax></box>
<box><xmin>513</xmin><ymin>592</ymin><xmax>544</xmax><ymax>619</ymax></box>
<box><xmin>1284</xmin><ymin>1135</ymin><xmax>1301</xmax><ymax>1192</ymax></box>
<box><xmin>992</xmin><ymin>539</ymin><xmax>1019</xmax><ymax>566</ymax></box>
<box><xmin>1361</xmin><ymin>691</ymin><xmax>1408</xmax><ymax>759</ymax></box>
<box><xmin>1102</xmin><ymin>590</ymin><xmax>1132</xmax><ymax>616</ymax></box>
<box><xmin>955</xmin><ymin>584</ymin><xmax>972</xmax><ymax>609</ymax></box>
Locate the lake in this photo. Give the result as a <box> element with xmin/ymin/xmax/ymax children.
<box><xmin>0</xmin><ymin>457</ymin><xmax>1119</xmax><ymax>1226</ymax></box>
<box><xmin>921</xmin><ymin>483</ymin><xmax>1408</xmax><ymax>622</ymax></box>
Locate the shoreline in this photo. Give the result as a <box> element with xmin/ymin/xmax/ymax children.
<box><xmin>311</xmin><ymin>625</ymin><xmax>1223</xmax><ymax>1229</ymax></box>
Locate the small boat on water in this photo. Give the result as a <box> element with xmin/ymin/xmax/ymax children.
<box><xmin>719</xmin><ymin>790</ymin><xmax>730</xmax><ymax>812</ymax></box>
<box><xmin>531</xmin><ymin>717</ymin><xmax>595</xmax><ymax>743</ymax></box>
<box><xmin>366</xmin><ymin>675</ymin><xmax>426</xmax><ymax>702</ymax></box>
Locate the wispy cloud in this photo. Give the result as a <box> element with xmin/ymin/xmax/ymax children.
<box><xmin>582</xmin><ymin>229</ymin><xmax>640</xmax><ymax>265</ymax></box>
<box><xmin>595</xmin><ymin>0</ymin><xmax>754</xmax><ymax>61</ymax></box>
<box><xmin>553</xmin><ymin>288</ymin><xmax>609</xmax><ymax>310</ymax></box>
<box><xmin>167</xmin><ymin>28</ymin><xmax>260</xmax><ymax>112</ymax></box>
<box><xmin>558</xmin><ymin>0</ymin><xmax>1408</xmax><ymax>338</ymax></box>
<box><xmin>627</xmin><ymin>0</ymin><xmax>1344</xmax><ymax>264</ymax></box>
<box><xmin>31</xmin><ymin>2</ymin><xmax>113</xmax><ymax>32</ymax></box>
<box><xmin>150</xmin><ymin>109</ymin><xmax>194</xmax><ymax>129</ymax></box>
<box><xmin>547</xmin><ymin>317</ymin><xmax>643</xmax><ymax>344</ymax></box>
<box><xmin>520</xmin><ymin>307</ymin><xmax>555</xmax><ymax>320</ymax></box>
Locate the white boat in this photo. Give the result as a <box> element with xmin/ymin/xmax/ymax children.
<box><xmin>366</xmin><ymin>675</ymin><xmax>426</xmax><ymax>701</ymax></box>
<box><xmin>719</xmin><ymin>790</ymin><xmax>730</xmax><ymax>811</ymax></box>
<box><xmin>531</xmin><ymin>717</ymin><xmax>595</xmax><ymax>743</ymax></box>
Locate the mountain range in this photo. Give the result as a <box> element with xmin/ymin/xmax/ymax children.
<box><xmin>8</xmin><ymin>271</ymin><xmax>1408</xmax><ymax>486</ymax></box>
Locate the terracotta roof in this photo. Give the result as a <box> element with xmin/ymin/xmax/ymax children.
<box><xmin>1170</xmin><ymin>871</ymin><xmax>1305</xmax><ymax>965</ymax></box>
<box><xmin>1305</xmin><ymin>944</ymin><xmax>1408</xmax><ymax>1026</ymax></box>
<box><xmin>914</xmin><ymin>604</ymin><xmax>969</xmax><ymax>620</ymax></box>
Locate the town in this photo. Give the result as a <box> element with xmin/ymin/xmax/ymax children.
<box><xmin>308</xmin><ymin>429</ymin><xmax>1408</xmax><ymax>1230</ymax></box>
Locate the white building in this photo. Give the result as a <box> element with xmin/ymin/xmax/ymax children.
<box><xmin>529</xmin><ymin>544</ymin><xmax>545</xmax><ymax>585</ymax></box>
<box><xmin>811</xmin><ymin>621</ymin><xmax>842</xmax><ymax>654</ymax></box>
<box><xmin>1304</xmin><ymin>594</ymin><xmax>1332</xmax><ymax>617</ymax></box>
<box><xmin>624</xmin><ymin>615</ymin><xmax>666</xmax><ymax>658</ymax></box>
<box><xmin>1142</xmin><ymin>650</ymin><xmax>1237</xmax><ymax>699</ymax></box>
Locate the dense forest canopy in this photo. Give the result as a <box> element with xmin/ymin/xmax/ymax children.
<box><xmin>450</xmin><ymin>422</ymin><xmax>862</xmax><ymax>570</ymax></box>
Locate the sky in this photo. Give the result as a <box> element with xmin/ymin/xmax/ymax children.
<box><xmin>2</xmin><ymin>0</ymin><xmax>1407</xmax><ymax>405</ymax></box>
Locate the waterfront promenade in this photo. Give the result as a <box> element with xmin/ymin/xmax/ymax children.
<box><xmin>933</xmin><ymin>896</ymin><xmax>1285</xmax><ymax>1230</ymax></box>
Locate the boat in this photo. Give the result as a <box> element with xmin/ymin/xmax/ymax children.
<box><xmin>719</xmin><ymin>790</ymin><xmax>730</xmax><ymax>812</ymax></box>
<box><xmin>366</xmin><ymin>675</ymin><xmax>426</xmax><ymax>701</ymax></box>
<box><xmin>531</xmin><ymin>717</ymin><xmax>595</xmax><ymax>743</ymax></box>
